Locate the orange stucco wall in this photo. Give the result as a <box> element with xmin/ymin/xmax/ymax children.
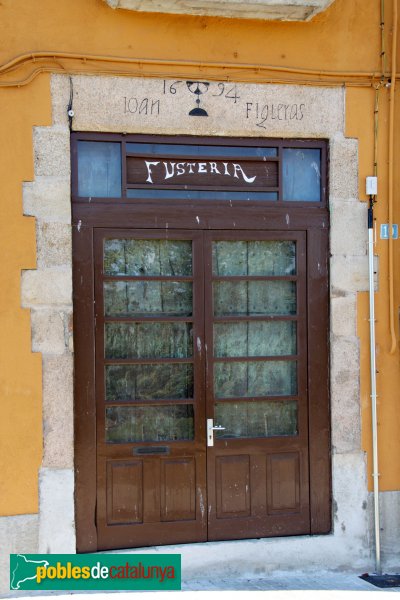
<box><xmin>0</xmin><ymin>0</ymin><xmax>399</xmax><ymax>516</ymax></box>
<box><xmin>0</xmin><ymin>75</ymin><xmax>51</xmax><ymax>514</ymax></box>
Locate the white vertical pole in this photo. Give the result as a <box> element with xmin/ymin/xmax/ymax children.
<box><xmin>368</xmin><ymin>202</ymin><xmax>381</xmax><ymax>575</ymax></box>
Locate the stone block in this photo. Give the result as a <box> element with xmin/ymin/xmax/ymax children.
<box><xmin>104</xmin><ymin>0</ymin><xmax>336</xmax><ymax>21</ymax></box>
<box><xmin>331</xmin><ymin>386</ymin><xmax>361</xmax><ymax>454</ymax></box>
<box><xmin>51</xmin><ymin>75</ymin><xmax>70</xmax><ymax>129</ymax></box>
<box><xmin>42</xmin><ymin>355</ymin><xmax>74</xmax><ymax>468</ymax></box>
<box><xmin>21</xmin><ymin>268</ymin><xmax>72</xmax><ymax>307</ymax></box>
<box><xmin>330</xmin><ymin>294</ymin><xmax>357</xmax><ymax>337</ymax></box>
<box><xmin>330</xmin><ymin>335</ymin><xmax>361</xmax><ymax>452</ymax></box>
<box><xmin>31</xmin><ymin>308</ymin><xmax>68</xmax><ymax>355</ymax></box>
<box><xmin>330</xmin><ymin>255</ymin><xmax>369</xmax><ymax>293</ymax></box>
<box><xmin>329</xmin><ymin>136</ymin><xmax>358</xmax><ymax>200</ymax></box>
<box><xmin>38</xmin><ymin>468</ymin><xmax>76</xmax><ymax>553</ymax></box>
<box><xmin>330</xmin><ymin>199</ymin><xmax>368</xmax><ymax>256</ymax></box>
<box><xmin>380</xmin><ymin>491</ymin><xmax>400</xmax><ymax>571</ymax></box>
<box><xmin>331</xmin><ymin>451</ymin><xmax>369</xmax><ymax>543</ymax></box>
<box><xmin>36</xmin><ymin>221</ymin><xmax>72</xmax><ymax>269</ymax></box>
<box><xmin>331</xmin><ymin>334</ymin><xmax>360</xmax><ymax>386</ymax></box>
<box><xmin>31</xmin><ymin>309</ymin><xmax>72</xmax><ymax>354</ymax></box>
<box><xmin>33</xmin><ymin>126</ymin><xmax>70</xmax><ymax>177</ymax></box>
<box><xmin>23</xmin><ymin>176</ymin><xmax>71</xmax><ymax>223</ymax></box>
<box><xmin>0</xmin><ymin>514</ymin><xmax>38</xmax><ymax>595</ymax></box>
<box><xmin>69</xmin><ymin>74</ymin><xmax>344</xmax><ymax>138</ymax></box>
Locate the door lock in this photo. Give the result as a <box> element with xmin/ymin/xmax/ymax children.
<box><xmin>207</xmin><ymin>418</ymin><xmax>226</xmax><ymax>447</ymax></box>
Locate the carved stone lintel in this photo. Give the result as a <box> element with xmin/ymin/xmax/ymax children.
<box><xmin>103</xmin><ymin>0</ymin><xmax>336</xmax><ymax>22</ymax></box>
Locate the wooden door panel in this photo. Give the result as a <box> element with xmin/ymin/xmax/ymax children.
<box><xmin>106</xmin><ymin>459</ymin><xmax>143</xmax><ymax>525</ymax></box>
<box><xmin>161</xmin><ymin>457</ymin><xmax>196</xmax><ymax>522</ymax></box>
<box><xmin>105</xmin><ymin>456</ymin><xmax>198</xmax><ymax>525</ymax></box>
<box><xmin>216</xmin><ymin>455</ymin><xmax>251</xmax><ymax>518</ymax></box>
<box><xmin>267</xmin><ymin>452</ymin><xmax>300</xmax><ymax>514</ymax></box>
<box><xmin>208</xmin><ymin>515</ymin><xmax>310</xmax><ymax>541</ymax></box>
<box><xmin>208</xmin><ymin>451</ymin><xmax>310</xmax><ymax>543</ymax></box>
<box><xmin>141</xmin><ymin>458</ymin><xmax>161</xmax><ymax>524</ymax></box>
<box><xmin>208</xmin><ymin>447</ymin><xmax>309</xmax><ymax>539</ymax></box>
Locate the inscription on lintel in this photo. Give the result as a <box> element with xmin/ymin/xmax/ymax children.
<box><xmin>121</xmin><ymin>79</ymin><xmax>307</xmax><ymax>129</ymax></box>
<box><xmin>69</xmin><ymin>74</ymin><xmax>343</xmax><ymax>136</ymax></box>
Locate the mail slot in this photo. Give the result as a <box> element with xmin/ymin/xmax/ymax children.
<box><xmin>134</xmin><ymin>446</ymin><xmax>170</xmax><ymax>455</ymax></box>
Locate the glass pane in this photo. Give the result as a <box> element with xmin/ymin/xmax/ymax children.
<box><xmin>282</xmin><ymin>148</ymin><xmax>321</xmax><ymax>202</ymax></box>
<box><xmin>104</xmin><ymin>239</ymin><xmax>192</xmax><ymax>276</ymax></box>
<box><xmin>249</xmin><ymin>241</ymin><xmax>296</xmax><ymax>275</ymax></box>
<box><xmin>77</xmin><ymin>141</ymin><xmax>121</xmax><ymax>197</ymax></box>
<box><xmin>213</xmin><ymin>241</ymin><xmax>247</xmax><ymax>276</ymax></box>
<box><xmin>214</xmin><ymin>360</ymin><xmax>297</xmax><ymax>398</ymax></box>
<box><xmin>215</xmin><ymin>401</ymin><xmax>297</xmax><ymax>438</ymax></box>
<box><xmin>213</xmin><ymin>241</ymin><xmax>296</xmax><ymax>276</ymax></box>
<box><xmin>214</xmin><ymin>281</ymin><xmax>296</xmax><ymax>316</ymax></box>
<box><xmin>126</xmin><ymin>143</ymin><xmax>277</xmax><ymax>158</ymax></box>
<box><xmin>214</xmin><ymin>321</ymin><xmax>296</xmax><ymax>357</ymax></box>
<box><xmin>105</xmin><ymin>322</ymin><xmax>193</xmax><ymax>359</ymax></box>
<box><xmin>126</xmin><ymin>190</ymin><xmax>278</xmax><ymax>200</ymax></box>
<box><xmin>106</xmin><ymin>364</ymin><xmax>193</xmax><ymax>401</ymax></box>
<box><xmin>106</xmin><ymin>405</ymin><xmax>194</xmax><ymax>442</ymax></box>
<box><xmin>104</xmin><ymin>281</ymin><xmax>192</xmax><ymax>317</ymax></box>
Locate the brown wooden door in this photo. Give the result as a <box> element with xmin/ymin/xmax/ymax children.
<box><xmin>94</xmin><ymin>229</ymin><xmax>207</xmax><ymax>550</ymax></box>
<box><xmin>92</xmin><ymin>227</ymin><xmax>311</xmax><ymax>549</ymax></box>
<box><xmin>204</xmin><ymin>231</ymin><xmax>309</xmax><ymax>540</ymax></box>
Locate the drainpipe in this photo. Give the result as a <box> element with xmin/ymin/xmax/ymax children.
<box><xmin>368</xmin><ymin>197</ymin><xmax>381</xmax><ymax>575</ymax></box>
<box><xmin>388</xmin><ymin>0</ymin><xmax>398</xmax><ymax>355</ymax></box>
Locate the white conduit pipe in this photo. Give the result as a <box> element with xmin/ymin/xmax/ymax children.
<box><xmin>368</xmin><ymin>201</ymin><xmax>381</xmax><ymax>575</ymax></box>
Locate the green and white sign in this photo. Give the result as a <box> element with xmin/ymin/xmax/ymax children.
<box><xmin>10</xmin><ymin>553</ymin><xmax>181</xmax><ymax>591</ymax></box>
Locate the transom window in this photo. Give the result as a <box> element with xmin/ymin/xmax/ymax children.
<box><xmin>73</xmin><ymin>135</ymin><xmax>326</xmax><ymax>204</ymax></box>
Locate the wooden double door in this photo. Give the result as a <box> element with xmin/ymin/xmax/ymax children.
<box><xmin>90</xmin><ymin>227</ymin><xmax>316</xmax><ymax>550</ymax></box>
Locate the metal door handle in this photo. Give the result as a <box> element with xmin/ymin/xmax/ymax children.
<box><xmin>207</xmin><ymin>419</ymin><xmax>225</xmax><ymax>446</ymax></box>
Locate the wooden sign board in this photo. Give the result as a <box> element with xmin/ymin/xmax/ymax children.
<box><xmin>127</xmin><ymin>156</ymin><xmax>278</xmax><ymax>191</ymax></box>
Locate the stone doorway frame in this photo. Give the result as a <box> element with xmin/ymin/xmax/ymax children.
<box><xmin>21</xmin><ymin>73</ymin><xmax>370</xmax><ymax>569</ymax></box>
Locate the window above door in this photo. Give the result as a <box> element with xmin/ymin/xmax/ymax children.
<box><xmin>72</xmin><ymin>134</ymin><xmax>327</xmax><ymax>206</ymax></box>
<box><xmin>103</xmin><ymin>0</ymin><xmax>336</xmax><ymax>22</ymax></box>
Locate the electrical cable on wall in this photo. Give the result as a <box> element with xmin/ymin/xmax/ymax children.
<box><xmin>67</xmin><ymin>76</ymin><xmax>74</xmax><ymax>131</ymax></box>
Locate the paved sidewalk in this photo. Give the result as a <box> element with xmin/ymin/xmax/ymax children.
<box><xmin>4</xmin><ymin>572</ymin><xmax>400</xmax><ymax>598</ymax></box>
<box><xmin>183</xmin><ymin>572</ymin><xmax>400</xmax><ymax>591</ymax></box>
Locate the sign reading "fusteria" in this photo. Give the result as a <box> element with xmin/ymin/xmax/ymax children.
<box><xmin>126</xmin><ymin>156</ymin><xmax>278</xmax><ymax>189</ymax></box>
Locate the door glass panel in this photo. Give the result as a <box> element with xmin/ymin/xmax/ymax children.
<box><xmin>215</xmin><ymin>400</ymin><xmax>297</xmax><ymax>438</ymax></box>
<box><xmin>212</xmin><ymin>241</ymin><xmax>296</xmax><ymax>276</ymax></box>
<box><xmin>105</xmin><ymin>322</ymin><xmax>193</xmax><ymax>359</ymax></box>
<box><xmin>214</xmin><ymin>321</ymin><xmax>296</xmax><ymax>357</ymax></box>
<box><xmin>104</xmin><ymin>239</ymin><xmax>192</xmax><ymax>276</ymax></box>
<box><xmin>213</xmin><ymin>241</ymin><xmax>248</xmax><ymax>276</ymax></box>
<box><xmin>106</xmin><ymin>405</ymin><xmax>194</xmax><ymax>442</ymax></box>
<box><xmin>214</xmin><ymin>360</ymin><xmax>297</xmax><ymax>398</ymax></box>
<box><xmin>106</xmin><ymin>364</ymin><xmax>193</xmax><ymax>401</ymax></box>
<box><xmin>104</xmin><ymin>281</ymin><xmax>192</xmax><ymax>317</ymax></box>
<box><xmin>213</xmin><ymin>281</ymin><xmax>296</xmax><ymax>316</ymax></box>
